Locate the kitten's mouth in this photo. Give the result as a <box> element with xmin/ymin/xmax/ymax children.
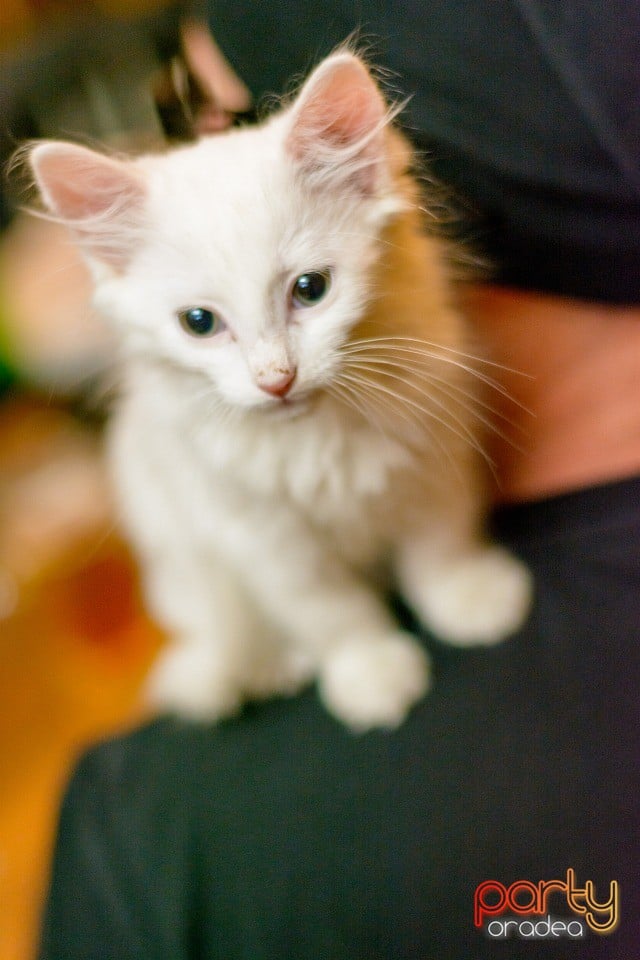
<box><xmin>262</xmin><ymin>391</ymin><xmax>316</xmax><ymax>419</ymax></box>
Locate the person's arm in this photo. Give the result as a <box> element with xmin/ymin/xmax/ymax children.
<box><xmin>465</xmin><ymin>285</ymin><xmax>640</xmax><ymax>501</ymax></box>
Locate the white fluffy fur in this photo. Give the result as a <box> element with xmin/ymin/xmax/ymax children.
<box><xmin>29</xmin><ymin>53</ymin><xmax>531</xmax><ymax>730</ymax></box>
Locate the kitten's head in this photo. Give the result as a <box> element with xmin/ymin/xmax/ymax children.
<box><xmin>28</xmin><ymin>52</ymin><xmax>410</xmax><ymax>413</ymax></box>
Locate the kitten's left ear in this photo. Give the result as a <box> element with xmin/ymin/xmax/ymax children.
<box><xmin>286</xmin><ymin>53</ymin><xmax>390</xmax><ymax>193</ymax></box>
<box><xmin>28</xmin><ymin>141</ymin><xmax>147</xmax><ymax>270</ymax></box>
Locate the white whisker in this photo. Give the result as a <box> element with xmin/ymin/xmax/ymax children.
<box><xmin>341</xmin><ymin>353</ymin><xmax>527</xmax><ymax>444</ymax></box>
<box><xmin>343</xmin><ymin>334</ymin><xmax>533</xmax><ymax>379</ymax></box>
<box><xmin>340</xmin><ymin>365</ymin><xmax>491</xmax><ymax>464</ymax></box>
<box><xmin>327</xmin><ymin>380</ymin><xmax>393</xmax><ymax>442</ymax></box>
<box><xmin>335</xmin><ymin>369</ymin><xmax>475</xmax><ymax>481</ymax></box>
<box><xmin>342</xmin><ymin>339</ymin><xmax>532</xmax><ymax>416</ymax></box>
<box><xmin>335</xmin><ymin>370</ymin><xmax>428</xmax><ymax>445</ymax></box>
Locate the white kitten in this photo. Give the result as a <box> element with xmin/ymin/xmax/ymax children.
<box><xmin>28</xmin><ymin>51</ymin><xmax>531</xmax><ymax>731</ymax></box>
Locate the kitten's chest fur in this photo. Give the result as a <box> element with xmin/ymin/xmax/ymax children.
<box><xmin>122</xmin><ymin>367</ymin><xmax>419</xmax><ymax>569</ymax></box>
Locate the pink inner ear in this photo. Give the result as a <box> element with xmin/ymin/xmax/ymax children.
<box><xmin>30</xmin><ymin>142</ymin><xmax>146</xmax><ymax>268</ymax></box>
<box><xmin>32</xmin><ymin>142</ymin><xmax>143</xmax><ymax>221</ymax></box>
<box><xmin>287</xmin><ymin>54</ymin><xmax>387</xmax><ymax>176</ymax></box>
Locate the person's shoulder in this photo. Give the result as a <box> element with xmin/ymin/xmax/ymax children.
<box><xmin>67</xmin><ymin>688</ymin><xmax>395</xmax><ymax>812</ymax></box>
<box><xmin>61</xmin><ymin>718</ymin><xmax>208</xmax><ymax>818</ymax></box>
<box><xmin>69</xmin><ymin>710</ymin><xmax>272</xmax><ymax>796</ymax></box>
<box><xmin>68</xmin><ymin>693</ymin><xmax>336</xmax><ymax>795</ymax></box>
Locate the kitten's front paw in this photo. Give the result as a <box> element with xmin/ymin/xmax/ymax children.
<box><xmin>144</xmin><ymin>643</ymin><xmax>244</xmax><ymax>721</ymax></box>
<box><xmin>241</xmin><ymin>644</ymin><xmax>315</xmax><ymax>700</ymax></box>
<box><xmin>408</xmin><ymin>545</ymin><xmax>532</xmax><ymax>647</ymax></box>
<box><xmin>319</xmin><ymin>632</ymin><xmax>431</xmax><ymax>732</ymax></box>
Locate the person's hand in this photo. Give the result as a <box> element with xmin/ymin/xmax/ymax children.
<box><xmin>155</xmin><ymin>19</ymin><xmax>252</xmax><ymax>138</ymax></box>
<box><xmin>180</xmin><ymin>19</ymin><xmax>252</xmax><ymax>133</ymax></box>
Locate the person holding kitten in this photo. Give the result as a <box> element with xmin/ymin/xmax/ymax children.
<box><xmin>37</xmin><ymin>3</ymin><xmax>640</xmax><ymax>958</ymax></box>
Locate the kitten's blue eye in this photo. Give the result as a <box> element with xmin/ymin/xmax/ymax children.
<box><xmin>291</xmin><ymin>270</ymin><xmax>332</xmax><ymax>308</ymax></box>
<box><xmin>178</xmin><ymin>307</ymin><xmax>221</xmax><ymax>337</ymax></box>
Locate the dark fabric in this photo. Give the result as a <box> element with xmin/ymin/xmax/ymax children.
<box><xmin>39</xmin><ymin>476</ymin><xmax>640</xmax><ymax>959</ymax></box>
<box><xmin>203</xmin><ymin>0</ymin><xmax>640</xmax><ymax>304</ymax></box>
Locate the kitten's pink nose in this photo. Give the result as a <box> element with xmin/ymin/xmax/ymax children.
<box><xmin>257</xmin><ymin>369</ymin><xmax>297</xmax><ymax>398</ymax></box>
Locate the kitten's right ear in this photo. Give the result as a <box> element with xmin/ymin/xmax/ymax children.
<box><xmin>286</xmin><ymin>53</ymin><xmax>391</xmax><ymax>194</ymax></box>
<box><xmin>28</xmin><ymin>141</ymin><xmax>147</xmax><ymax>270</ymax></box>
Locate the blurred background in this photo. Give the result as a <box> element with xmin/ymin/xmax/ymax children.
<box><xmin>0</xmin><ymin>2</ymin><xmax>202</xmax><ymax>956</ymax></box>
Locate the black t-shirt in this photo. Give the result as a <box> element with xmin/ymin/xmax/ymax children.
<box><xmin>205</xmin><ymin>0</ymin><xmax>640</xmax><ymax>304</ymax></box>
<box><xmin>39</xmin><ymin>478</ymin><xmax>640</xmax><ymax>959</ymax></box>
